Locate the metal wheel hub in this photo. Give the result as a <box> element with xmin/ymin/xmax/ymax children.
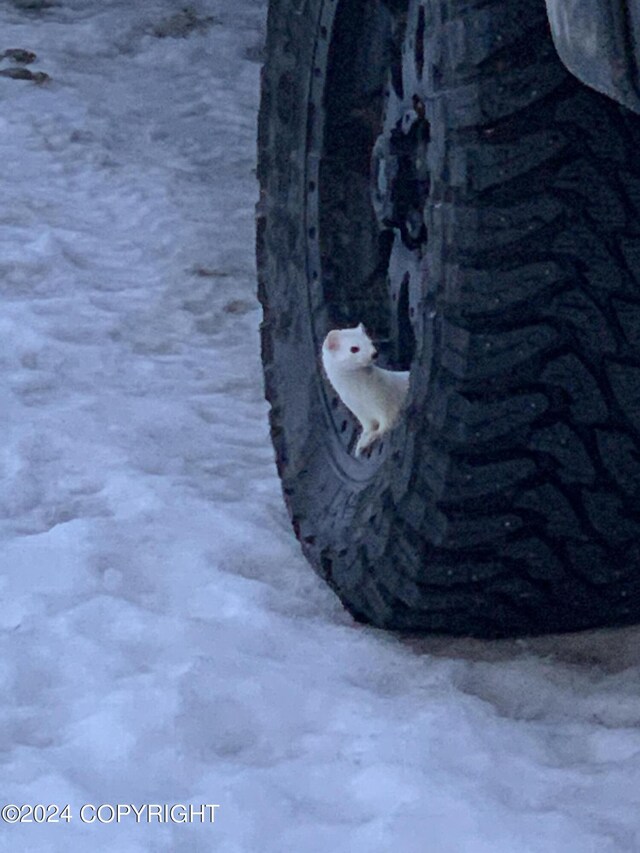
<box><xmin>371</xmin><ymin>94</ymin><xmax>430</xmax><ymax>250</ymax></box>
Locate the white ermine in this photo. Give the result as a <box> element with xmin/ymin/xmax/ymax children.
<box><xmin>322</xmin><ymin>323</ymin><xmax>409</xmax><ymax>456</ymax></box>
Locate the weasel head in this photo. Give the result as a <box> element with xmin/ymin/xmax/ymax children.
<box><xmin>322</xmin><ymin>323</ymin><xmax>377</xmax><ymax>372</ymax></box>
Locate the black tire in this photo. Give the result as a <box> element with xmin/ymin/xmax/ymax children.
<box><xmin>257</xmin><ymin>0</ymin><xmax>640</xmax><ymax>637</ymax></box>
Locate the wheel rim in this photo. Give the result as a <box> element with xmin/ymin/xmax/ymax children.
<box><xmin>305</xmin><ymin>0</ymin><xmax>429</xmax><ymax>464</ymax></box>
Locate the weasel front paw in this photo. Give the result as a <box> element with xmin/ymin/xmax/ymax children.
<box><xmin>355</xmin><ymin>422</ymin><xmax>382</xmax><ymax>457</ymax></box>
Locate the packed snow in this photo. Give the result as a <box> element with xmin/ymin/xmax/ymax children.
<box><xmin>1</xmin><ymin>1</ymin><xmax>640</xmax><ymax>851</ymax></box>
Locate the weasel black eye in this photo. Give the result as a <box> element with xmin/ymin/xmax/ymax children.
<box><xmin>350</xmin><ymin>346</ymin><xmax>360</xmax><ymax>353</ymax></box>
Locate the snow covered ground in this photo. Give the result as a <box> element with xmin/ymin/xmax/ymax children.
<box><xmin>1</xmin><ymin>1</ymin><xmax>640</xmax><ymax>851</ymax></box>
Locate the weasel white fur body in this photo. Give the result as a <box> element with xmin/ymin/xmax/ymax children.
<box><xmin>322</xmin><ymin>324</ymin><xmax>409</xmax><ymax>456</ymax></box>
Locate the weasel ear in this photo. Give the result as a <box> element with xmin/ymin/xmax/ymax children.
<box><xmin>325</xmin><ymin>330</ymin><xmax>340</xmax><ymax>352</ymax></box>
<box><xmin>357</xmin><ymin>322</ymin><xmax>366</xmax><ymax>334</ymax></box>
